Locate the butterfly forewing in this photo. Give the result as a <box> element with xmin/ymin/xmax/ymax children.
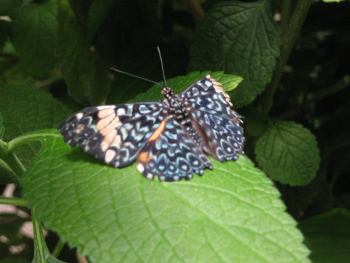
<box><xmin>58</xmin><ymin>102</ymin><xmax>164</xmax><ymax>167</ymax></box>
<box><xmin>180</xmin><ymin>76</ymin><xmax>235</xmax><ymax>119</ymax></box>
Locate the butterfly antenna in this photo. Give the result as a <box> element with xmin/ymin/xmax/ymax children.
<box><xmin>157</xmin><ymin>47</ymin><xmax>168</xmax><ymax>87</ymax></box>
<box><xmin>110</xmin><ymin>68</ymin><xmax>162</xmax><ymax>87</ymax></box>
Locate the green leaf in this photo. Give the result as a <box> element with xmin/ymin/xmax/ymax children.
<box><xmin>12</xmin><ymin>0</ymin><xmax>58</xmax><ymax>79</ymax></box>
<box><xmin>276</xmin><ymin>150</ymin><xmax>328</xmax><ymax>217</ymax></box>
<box><xmin>276</xmin><ymin>175</ymin><xmax>323</xmax><ymax>217</ymax></box>
<box><xmin>0</xmin><ymin>19</ymin><xmax>11</xmax><ymax>51</ymax></box>
<box><xmin>130</xmin><ymin>71</ymin><xmax>243</xmax><ymax>103</ymax></box>
<box><xmin>22</xmin><ymin>130</ymin><xmax>310</xmax><ymax>263</ymax></box>
<box><xmin>31</xmin><ymin>208</ymin><xmax>67</xmax><ymax>263</ymax></box>
<box><xmin>0</xmin><ymin>258</ymin><xmax>30</xmax><ymax>263</ymax></box>
<box><xmin>0</xmin><ymin>0</ymin><xmax>22</xmax><ymax>16</ymax></box>
<box><xmin>188</xmin><ymin>0</ymin><xmax>281</xmax><ymax>108</ymax></box>
<box><xmin>0</xmin><ymin>158</ymin><xmax>20</xmax><ymax>184</ymax></box>
<box><xmin>239</xmin><ymin>107</ymin><xmax>266</xmax><ymax>137</ymax></box>
<box><xmin>335</xmin><ymin>193</ymin><xmax>350</xmax><ymax>211</ymax></box>
<box><xmin>56</xmin><ymin>1</ymin><xmax>95</xmax><ymax>103</ymax></box>
<box><xmin>255</xmin><ymin>120</ymin><xmax>320</xmax><ymax>186</ymax></box>
<box><xmin>87</xmin><ymin>0</ymin><xmax>117</xmax><ymax>40</ymax></box>
<box><xmin>298</xmin><ymin>208</ymin><xmax>350</xmax><ymax>263</ymax></box>
<box><xmin>0</xmin><ymin>113</ymin><xmax>4</xmax><ymax>139</ymax></box>
<box><xmin>0</xmin><ymin>83</ymin><xmax>71</xmax><ymax>167</ymax></box>
<box><xmin>90</xmin><ymin>57</ymin><xmax>114</xmax><ymax>106</ymax></box>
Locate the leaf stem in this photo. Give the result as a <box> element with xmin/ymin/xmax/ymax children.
<box><xmin>32</xmin><ymin>207</ymin><xmax>46</xmax><ymax>263</ymax></box>
<box><xmin>0</xmin><ymin>139</ymin><xmax>25</xmax><ymax>179</ymax></box>
<box><xmin>0</xmin><ymin>196</ymin><xmax>27</xmax><ymax>207</ymax></box>
<box><xmin>258</xmin><ymin>0</ymin><xmax>314</xmax><ymax>115</ymax></box>
<box><xmin>52</xmin><ymin>239</ymin><xmax>65</xmax><ymax>258</ymax></box>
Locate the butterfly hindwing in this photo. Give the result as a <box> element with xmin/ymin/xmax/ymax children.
<box><xmin>58</xmin><ymin>103</ymin><xmax>165</xmax><ymax>167</ymax></box>
<box><xmin>136</xmin><ymin>117</ymin><xmax>212</xmax><ymax>181</ymax></box>
<box><xmin>189</xmin><ymin>110</ymin><xmax>244</xmax><ymax>162</ymax></box>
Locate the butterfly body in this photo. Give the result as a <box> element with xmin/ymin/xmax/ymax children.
<box><xmin>58</xmin><ymin>75</ymin><xmax>245</xmax><ymax>181</ymax></box>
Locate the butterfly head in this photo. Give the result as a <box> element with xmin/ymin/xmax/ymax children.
<box><xmin>161</xmin><ymin>86</ymin><xmax>176</xmax><ymax>100</ymax></box>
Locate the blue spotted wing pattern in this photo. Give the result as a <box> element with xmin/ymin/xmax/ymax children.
<box><xmin>58</xmin><ymin>102</ymin><xmax>164</xmax><ymax>167</ymax></box>
<box><xmin>137</xmin><ymin>118</ymin><xmax>212</xmax><ymax>181</ymax></box>
<box><xmin>180</xmin><ymin>77</ymin><xmax>245</xmax><ymax>162</ymax></box>
<box><xmin>58</xmin><ymin>75</ymin><xmax>244</xmax><ymax>181</ymax></box>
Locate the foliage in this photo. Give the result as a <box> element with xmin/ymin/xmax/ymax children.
<box><xmin>0</xmin><ymin>0</ymin><xmax>350</xmax><ymax>262</ymax></box>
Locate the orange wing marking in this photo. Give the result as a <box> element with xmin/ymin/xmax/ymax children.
<box><xmin>148</xmin><ymin>120</ymin><xmax>166</xmax><ymax>142</ymax></box>
<box><xmin>137</xmin><ymin>120</ymin><xmax>167</xmax><ymax>167</ymax></box>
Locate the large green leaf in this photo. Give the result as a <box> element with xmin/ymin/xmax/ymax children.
<box><xmin>255</xmin><ymin>120</ymin><xmax>320</xmax><ymax>186</ymax></box>
<box><xmin>12</xmin><ymin>0</ymin><xmax>58</xmax><ymax>79</ymax></box>
<box><xmin>21</xmin><ymin>130</ymin><xmax>310</xmax><ymax>263</ymax></box>
<box><xmin>188</xmin><ymin>0</ymin><xmax>281</xmax><ymax>108</ymax></box>
<box><xmin>298</xmin><ymin>208</ymin><xmax>350</xmax><ymax>263</ymax></box>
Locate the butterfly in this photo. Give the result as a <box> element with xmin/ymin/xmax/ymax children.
<box><xmin>58</xmin><ymin>75</ymin><xmax>245</xmax><ymax>181</ymax></box>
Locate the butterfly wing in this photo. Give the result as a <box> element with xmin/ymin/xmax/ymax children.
<box><xmin>58</xmin><ymin>102</ymin><xmax>165</xmax><ymax>167</ymax></box>
<box><xmin>180</xmin><ymin>75</ymin><xmax>245</xmax><ymax>162</ymax></box>
<box><xmin>136</xmin><ymin>117</ymin><xmax>212</xmax><ymax>181</ymax></box>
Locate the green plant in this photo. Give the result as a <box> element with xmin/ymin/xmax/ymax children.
<box><xmin>1</xmin><ymin>0</ymin><xmax>350</xmax><ymax>262</ymax></box>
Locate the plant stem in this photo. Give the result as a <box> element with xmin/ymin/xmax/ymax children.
<box><xmin>280</xmin><ymin>0</ymin><xmax>293</xmax><ymax>31</ymax></box>
<box><xmin>0</xmin><ymin>196</ymin><xmax>27</xmax><ymax>207</ymax></box>
<box><xmin>0</xmin><ymin>139</ymin><xmax>25</xmax><ymax>179</ymax></box>
<box><xmin>32</xmin><ymin>207</ymin><xmax>46</xmax><ymax>263</ymax></box>
<box><xmin>259</xmin><ymin>0</ymin><xmax>314</xmax><ymax>115</ymax></box>
<box><xmin>52</xmin><ymin>239</ymin><xmax>65</xmax><ymax>258</ymax></box>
